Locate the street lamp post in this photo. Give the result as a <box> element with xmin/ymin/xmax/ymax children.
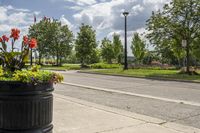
<box><xmin>123</xmin><ymin>11</ymin><xmax>129</xmax><ymax>70</ymax></box>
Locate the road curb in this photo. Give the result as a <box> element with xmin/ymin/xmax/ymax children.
<box><xmin>54</xmin><ymin>93</ymin><xmax>200</xmax><ymax>133</ymax></box>
<box><xmin>78</xmin><ymin>71</ymin><xmax>200</xmax><ymax>84</ymax></box>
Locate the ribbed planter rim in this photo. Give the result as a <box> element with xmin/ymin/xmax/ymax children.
<box><xmin>0</xmin><ymin>81</ymin><xmax>54</xmax><ymax>95</ymax></box>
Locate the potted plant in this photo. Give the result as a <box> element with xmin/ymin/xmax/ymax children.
<box><xmin>0</xmin><ymin>28</ymin><xmax>63</xmax><ymax>133</ymax></box>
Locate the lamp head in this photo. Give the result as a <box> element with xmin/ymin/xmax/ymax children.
<box><xmin>123</xmin><ymin>12</ymin><xmax>129</xmax><ymax>16</ymax></box>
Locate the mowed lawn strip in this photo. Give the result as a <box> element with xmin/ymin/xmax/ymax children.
<box><xmin>41</xmin><ymin>64</ymin><xmax>81</xmax><ymax>70</ymax></box>
<box><xmin>85</xmin><ymin>69</ymin><xmax>200</xmax><ymax>81</ymax></box>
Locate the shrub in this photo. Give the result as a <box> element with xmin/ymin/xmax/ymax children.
<box><xmin>0</xmin><ymin>65</ymin><xmax>63</xmax><ymax>84</ymax></box>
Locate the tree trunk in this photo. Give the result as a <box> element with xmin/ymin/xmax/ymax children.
<box><xmin>56</xmin><ymin>50</ymin><xmax>59</xmax><ymax>66</ymax></box>
<box><xmin>118</xmin><ymin>55</ymin><xmax>121</xmax><ymax>64</ymax></box>
<box><xmin>59</xmin><ymin>56</ymin><xmax>62</xmax><ymax>66</ymax></box>
<box><xmin>177</xmin><ymin>58</ymin><xmax>181</xmax><ymax>68</ymax></box>
<box><xmin>108</xmin><ymin>59</ymin><xmax>112</xmax><ymax>64</ymax></box>
<box><xmin>81</xmin><ymin>58</ymin><xmax>84</xmax><ymax>68</ymax></box>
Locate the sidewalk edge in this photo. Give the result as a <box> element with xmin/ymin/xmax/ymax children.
<box><xmin>54</xmin><ymin>93</ymin><xmax>200</xmax><ymax>133</ymax></box>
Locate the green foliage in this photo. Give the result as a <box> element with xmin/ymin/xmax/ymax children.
<box><xmin>65</xmin><ymin>50</ymin><xmax>79</xmax><ymax>64</ymax></box>
<box><xmin>143</xmin><ymin>51</ymin><xmax>160</xmax><ymax>65</ymax></box>
<box><xmin>75</xmin><ymin>24</ymin><xmax>97</xmax><ymax>67</ymax></box>
<box><xmin>49</xmin><ymin>23</ymin><xmax>73</xmax><ymax>66</ymax></box>
<box><xmin>29</xmin><ymin>19</ymin><xmax>50</xmax><ymax>64</ymax></box>
<box><xmin>131</xmin><ymin>33</ymin><xmax>146</xmax><ymax>64</ymax></box>
<box><xmin>0</xmin><ymin>65</ymin><xmax>63</xmax><ymax>84</ymax></box>
<box><xmin>146</xmin><ymin>0</ymin><xmax>200</xmax><ymax>66</ymax></box>
<box><xmin>41</xmin><ymin>64</ymin><xmax>81</xmax><ymax>70</ymax></box>
<box><xmin>89</xmin><ymin>69</ymin><xmax>200</xmax><ymax>81</ymax></box>
<box><xmin>0</xmin><ymin>66</ymin><xmax>3</xmax><ymax>76</ymax></box>
<box><xmin>113</xmin><ymin>33</ymin><xmax>123</xmax><ymax>63</ymax></box>
<box><xmin>101</xmin><ymin>38</ymin><xmax>115</xmax><ymax>64</ymax></box>
<box><xmin>29</xmin><ymin>18</ymin><xmax>73</xmax><ymax>66</ymax></box>
<box><xmin>90</xmin><ymin>63</ymin><xmax>122</xmax><ymax>69</ymax></box>
<box><xmin>193</xmin><ymin>38</ymin><xmax>200</xmax><ymax>60</ymax></box>
<box><xmin>13</xmin><ymin>70</ymin><xmax>52</xmax><ymax>83</ymax></box>
<box><xmin>90</xmin><ymin>48</ymin><xmax>101</xmax><ymax>64</ymax></box>
<box><xmin>0</xmin><ymin>29</ymin><xmax>31</xmax><ymax>72</ymax></box>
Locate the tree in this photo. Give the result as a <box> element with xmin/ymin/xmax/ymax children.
<box><xmin>131</xmin><ymin>33</ymin><xmax>146</xmax><ymax>64</ymax></box>
<box><xmin>193</xmin><ymin>38</ymin><xmax>200</xmax><ymax>60</ymax></box>
<box><xmin>143</xmin><ymin>51</ymin><xmax>160</xmax><ymax>65</ymax></box>
<box><xmin>171</xmin><ymin>39</ymin><xmax>186</xmax><ymax>67</ymax></box>
<box><xmin>50</xmin><ymin>22</ymin><xmax>73</xmax><ymax>66</ymax></box>
<box><xmin>101</xmin><ymin>38</ymin><xmax>115</xmax><ymax>64</ymax></box>
<box><xmin>90</xmin><ymin>48</ymin><xmax>100</xmax><ymax>64</ymax></box>
<box><xmin>113</xmin><ymin>33</ymin><xmax>123</xmax><ymax>63</ymax></box>
<box><xmin>146</xmin><ymin>0</ymin><xmax>200</xmax><ymax>73</ymax></box>
<box><xmin>29</xmin><ymin>18</ymin><xmax>52</xmax><ymax>65</ymax></box>
<box><xmin>29</xmin><ymin>18</ymin><xmax>73</xmax><ymax>66</ymax></box>
<box><xmin>75</xmin><ymin>24</ymin><xmax>97</xmax><ymax>67</ymax></box>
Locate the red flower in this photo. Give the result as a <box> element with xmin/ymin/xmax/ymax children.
<box><xmin>29</xmin><ymin>38</ymin><xmax>37</xmax><ymax>48</ymax></box>
<box><xmin>23</xmin><ymin>36</ymin><xmax>29</xmax><ymax>45</ymax></box>
<box><xmin>10</xmin><ymin>28</ymin><xmax>20</xmax><ymax>40</ymax></box>
<box><xmin>2</xmin><ymin>35</ymin><xmax>9</xmax><ymax>42</ymax></box>
<box><xmin>0</xmin><ymin>38</ymin><xmax>2</xmax><ymax>42</ymax></box>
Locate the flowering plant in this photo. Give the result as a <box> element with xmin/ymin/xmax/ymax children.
<box><xmin>0</xmin><ymin>28</ymin><xmax>63</xmax><ymax>84</ymax></box>
<box><xmin>0</xmin><ymin>28</ymin><xmax>37</xmax><ymax>72</ymax></box>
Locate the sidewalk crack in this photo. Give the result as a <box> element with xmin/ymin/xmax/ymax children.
<box><xmin>167</xmin><ymin>113</ymin><xmax>200</xmax><ymax>124</ymax></box>
<box><xmin>95</xmin><ymin>123</ymin><xmax>147</xmax><ymax>133</ymax></box>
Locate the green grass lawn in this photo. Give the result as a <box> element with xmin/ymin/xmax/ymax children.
<box><xmin>85</xmin><ymin>69</ymin><xmax>200</xmax><ymax>81</ymax></box>
<box><xmin>41</xmin><ymin>64</ymin><xmax>81</xmax><ymax>70</ymax></box>
<box><xmin>41</xmin><ymin>63</ymin><xmax>123</xmax><ymax>71</ymax></box>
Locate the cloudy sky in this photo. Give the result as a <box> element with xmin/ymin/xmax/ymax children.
<box><xmin>0</xmin><ymin>0</ymin><xmax>170</xmax><ymax>55</ymax></box>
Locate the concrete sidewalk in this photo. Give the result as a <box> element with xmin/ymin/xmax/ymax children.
<box><xmin>53</xmin><ymin>94</ymin><xmax>200</xmax><ymax>133</ymax></box>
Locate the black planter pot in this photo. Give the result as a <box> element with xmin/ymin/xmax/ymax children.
<box><xmin>0</xmin><ymin>81</ymin><xmax>54</xmax><ymax>133</ymax></box>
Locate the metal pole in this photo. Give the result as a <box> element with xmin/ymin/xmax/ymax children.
<box><xmin>186</xmin><ymin>41</ymin><xmax>190</xmax><ymax>74</ymax></box>
<box><xmin>124</xmin><ymin>13</ymin><xmax>128</xmax><ymax>70</ymax></box>
<box><xmin>31</xmin><ymin>14</ymin><xmax>36</xmax><ymax>66</ymax></box>
<box><xmin>30</xmin><ymin>48</ymin><xmax>33</xmax><ymax>66</ymax></box>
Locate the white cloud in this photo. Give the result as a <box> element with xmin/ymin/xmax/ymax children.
<box><xmin>0</xmin><ymin>24</ymin><xmax>12</xmax><ymax>33</ymax></box>
<box><xmin>0</xmin><ymin>5</ymin><xmax>42</xmax><ymax>51</ymax></box>
<box><xmin>5</xmin><ymin>5</ymin><xmax>30</xmax><ymax>12</ymax></box>
<box><xmin>0</xmin><ymin>6</ymin><xmax>8</xmax><ymax>22</ymax></box>
<box><xmin>131</xmin><ymin>4</ymin><xmax>144</xmax><ymax>16</ymax></box>
<box><xmin>70</xmin><ymin>0</ymin><xmax>170</xmax><ymax>55</ymax></box>
<box><xmin>64</xmin><ymin>0</ymin><xmax>97</xmax><ymax>6</ymax></box>
<box><xmin>8</xmin><ymin>12</ymin><xmax>31</xmax><ymax>25</ymax></box>
<box><xmin>73</xmin><ymin>0</ymin><xmax>125</xmax><ymax>30</ymax></box>
<box><xmin>0</xmin><ymin>5</ymin><xmax>41</xmax><ymax>39</ymax></box>
<box><xmin>72</xmin><ymin>0</ymin><xmax>169</xmax><ymax>32</ymax></box>
<box><xmin>34</xmin><ymin>11</ymin><xmax>41</xmax><ymax>15</ymax></box>
<box><xmin>143</xmin><ymin>0</ymin><xmax>169</xmax><ymax>5</ymax></box>
<box><xmin>143</xmin><ymin>0</ymin><xmax>170</xmax><ymax>11</ymax></box>
<box><xmin>60</xmin><ymin>15</ymin><xmax>74</xmax><ymax>29</ymax></box>
<box><xmin>65</xmin><ymin>5</ymin><xmax>84</xmax><ymax>11</ymax></box>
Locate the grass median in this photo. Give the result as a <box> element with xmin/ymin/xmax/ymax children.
<box><xmin>41</xmin><ymin>63</ymin><xmax>122</xmax><ymax>71</ymax></box>
<box><xmin>41</xmin><ymin>64</ymin><xmax>81</xmax><ymax>71</ymax></box>
<box><xmin>83</xmin><ymin>69</ymin><xmax>200</xmax><ymax>82</ymax></box>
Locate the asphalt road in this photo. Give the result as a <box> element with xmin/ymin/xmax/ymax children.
<box><xmin>54</xmin><ymin>71</ymin><xmax>200</xmax><ymax>129</ymax></box>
